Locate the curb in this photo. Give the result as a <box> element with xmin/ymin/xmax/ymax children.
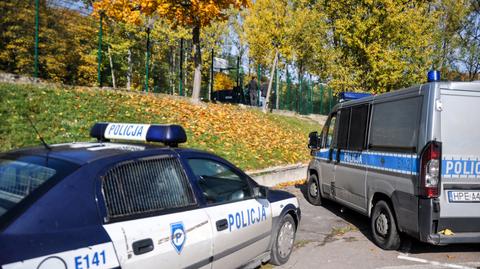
<box><xmin>247</xmin><ymin>163</ymin><xmax>308</xmax><ymax>187</ymax></box>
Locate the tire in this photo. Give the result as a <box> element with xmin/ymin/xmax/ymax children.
<box><xmin>270</xmin><ymin>214</ymin><xmax>296</xmax><ymax>265</ymax></box>
<box><xmin>370</xmin><ymin>200</ymin><xmax>401</xmax><ymax>250</ymax></box>
<box><xmin>307</xmin><ymin>173</ymin><xmax>322</xmax><ymax>206</ymax></box>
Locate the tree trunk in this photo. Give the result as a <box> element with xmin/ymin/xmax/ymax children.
<box><xmin>127</xmin><ymin>47</ymin><xmax>132</xmax><ymax>91</ymax></box>
<box><xmin>191</xmin><ymin>25</ymin><xmax>202</xmax><ymax>102</ymax></box>
<box><xmin>263</xmin><ymin>49</ymin><xmax>279</xmax><ymax>113</ymax></box>
<box><xmin>108</xmin><ymin>44</ymin><xmax>116</xmax><ymax>89</ymax></box>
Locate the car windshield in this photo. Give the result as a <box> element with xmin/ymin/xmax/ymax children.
<box><xmin>0</xmin><ymin>156</ymin><xmax>78</xmax><ymax>219</ymax></box>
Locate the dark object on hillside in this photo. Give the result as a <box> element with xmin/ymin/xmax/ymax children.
<box><xmin>212</xmin><ymin>86</ymin><xmax>246</xmax><ymax>104</ymax></box>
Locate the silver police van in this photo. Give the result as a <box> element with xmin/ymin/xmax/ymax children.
<box><xmin>307</xmin><ymin>78</ymin><xmax>480</xmax><ymax>250</ymax></box>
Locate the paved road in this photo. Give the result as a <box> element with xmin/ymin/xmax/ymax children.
<box><xmin>277</xmin><ymin>184</ymin><xmax>480</xmax><ymax>269</ymax></box>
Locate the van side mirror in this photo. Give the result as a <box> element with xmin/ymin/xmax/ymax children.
<box><xmin>253</xmin><ymin>186</ymin><xmax>268</xmax><ymax>199</ymax></box>
<box><xmin>308</xmin><ymin>131</ymin><xmax>320</xmax><ymax>150</ymax></box>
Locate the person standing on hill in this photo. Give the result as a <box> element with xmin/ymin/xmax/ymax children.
<box><xmin>248</xmin><ymin>76</ymin><xmax>259</xmax><ymax>106</ymax></box>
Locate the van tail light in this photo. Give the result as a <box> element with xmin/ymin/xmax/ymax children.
<box><xmin>419</xmin><ymin>141</ymin><xmax>441</xmax><ymax>198</ymax></box>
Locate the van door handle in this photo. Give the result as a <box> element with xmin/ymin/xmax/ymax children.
<box><xmin>216</xmin><ymin>218</ymin><xmax>228</xmax><ymax>231</ymax></box>
<box><xmin>335</xmin><ymin>149</ymin><xmax>341</xmax><ymax>163</ymax></box>
<box><xmin>132</xmin><ymin>238</ymin><xmax>154</xmax><ymax>255</ymax></box>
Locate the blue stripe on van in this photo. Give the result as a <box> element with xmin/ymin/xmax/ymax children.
<box><xmin>315</xmin><ymin>149</ymin><xmax>419</xmax><ymax>175</ymax></box>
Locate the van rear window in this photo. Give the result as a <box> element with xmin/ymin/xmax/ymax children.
<box><xmin>369</xmin><ymin>96</ymin><xmax>422</xmax><ymax>152</ymax></box>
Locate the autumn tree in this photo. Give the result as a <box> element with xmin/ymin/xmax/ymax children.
<box><xmin>455</xmin><ymin>1</ymin><xmax>480</xmax><ymax>80</ymax></box>
<box><xmin>322</xmin><ymin>0</ymin><xmax>440</xmax><ymax>93</ymax></box>
<box><xmin>244</xmin><ymin>0</ymin><xmax>294</xmax><ymax>112</ymax></box>
<box><xmin>93</xmin><ymin>0</ymin><xmax>249</xmax><ymax>102</ymax></box>
<box><xmin>0</xmin><ymin>0</ymin><xmax>98</xmax><ymax>85</ymax></box>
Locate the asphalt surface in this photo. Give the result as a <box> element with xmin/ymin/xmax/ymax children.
<box><xmin>276</xmin><ymin>184</ymin><xmax>480</xmax><ymax>269</ymax></box>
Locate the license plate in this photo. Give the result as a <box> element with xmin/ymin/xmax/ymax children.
<box><xmin>447</xmin><ymin>190</ymin><xmax>480</xmax><ymax>202</ymax></box>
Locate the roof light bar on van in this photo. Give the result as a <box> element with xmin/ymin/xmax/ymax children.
<box><xmin>427</xmin><ymin>70</ymin><xmax>440</xmax><ymax>82</ymax></box>
<box><xmin>339</xmin><ymin>92</ymin><xmax>372</xmax><ymax>102</ymax></box>
<box><xmin>90</xmin><ymin>123</ymin><xmax>187</xmax><ymax>146</ymax></box>
<box><xmin>419</xmin><ymin>141</ymin><xmax>442</xmax><ymax>198</ymax></box>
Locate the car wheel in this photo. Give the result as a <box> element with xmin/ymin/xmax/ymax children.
<box><xmin>370</xmin><ymin>200</ymin><xmax>401</xmax><ymax>250</ymax></box>
<box><xmin>270</xmin><ymin>214</ymin><xmax>296</xmax><ymax>265</ymax></box>
<box><xmin>307</xmin><ymin>173</ymin><xmax>322</xmax><ymax>205</ymax></box>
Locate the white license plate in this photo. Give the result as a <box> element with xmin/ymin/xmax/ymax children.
<box><xmin>447</xmin><ymin>190</ymin><xmax>480</xmax><ymax>202</ymax></box>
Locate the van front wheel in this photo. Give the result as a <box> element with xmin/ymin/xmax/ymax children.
<box><xmin>370</xmin><ymin>200</ymin><xmax>401</xmax><ymax>250</ymax></box>
<box><xmin>307</xmin><ymin>174</ymin><xmax>322</xmax><ymax>205</ymax></box>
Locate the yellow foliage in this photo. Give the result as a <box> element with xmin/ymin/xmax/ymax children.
<box><xmin>93</xmin><ymin>0</ymin><xmax>251</xmax><ymax>27</ymax></box>
<box><xmin>213</xmin><ymin>73</ymin><xmax>234</xmax><ymax>91</ymax></box>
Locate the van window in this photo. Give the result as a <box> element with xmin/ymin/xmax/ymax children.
<box><xmin>337</xmin><ymin>108</ymin><xmax>351</xmax><ymax>149</ymax></box>
<box><xmin>323</xmin><ymin>113</ymin><xmax>337</xmax><ymax>148</ymax></box>
<box><xmin>348</xmin><ymin>105</ymin><xmax>369</xmax><ymax>150</ymax></box>
<box><xmin>369</xmin><ymin>97</ymin><xmax>422</xmax><ymax>151</ymax></box>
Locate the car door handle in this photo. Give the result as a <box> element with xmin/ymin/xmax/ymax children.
<box><xmin>216</xmin><ymin>218</ymin><xmax>229</xmax><ymax>231</ymax></box>
<box><xmin>132</xmin><ymin>238</ymin><xmax>154</xmax><ymax>255</ymax></box>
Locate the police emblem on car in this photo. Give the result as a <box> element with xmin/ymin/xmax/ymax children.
<box><xmin>0</xmin><ymin>122</ymin><xmax>301</xmax><ymax>269</ymax></box>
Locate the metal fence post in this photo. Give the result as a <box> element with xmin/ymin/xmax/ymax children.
<box><xmin>145</xmin><ymin>27</ymin><xmax>151</xmax><ymax>93</ymax></box>
<box><xmin>97</xmin><ymin>13</ymin><xmax>103</xmax><ymax>87</ymax></box>
<box><xmin>209</xmin><ymin>48</ymin><xmax>214</xmax><ymax>100</ymax></box>
<box><xmin>299</xmin><ymin>78</ymin><xmax>302</xmax><ymax>113</ymax></box>
<box><xmin>179</xmin><ymin>38</ymin><xmax>184</xmax><ymax>96</ymax></box>
<box><xmin>274</xmin><ymin>67</ymin><xmax>277</xmax><ymax>109</ymax></box>
<box><xmin>286</xmin><ymin>68</ymin><xmax>290</xmax><ymax>111</ymax></box>
<box><xmin>319</xmin><ymin>84</ymin><xmax>324</xmax><ymax>115</ymax></box>
<box><xmin>34</xmin><ymin>0</ymin><xmax>39</xmax><ymax>80</ymax></box>
<box><xmin>311</xmin><ymin>80</ymin><xmax>314</xmax><ymax>114</ymax></box>
<box><xmin>328</xmin><ymin>88</ymin><xmax>333</xmax><ymax>113</ymax></box>
<box><xmin>257</xmin><ymin>64</ymin><xmax>261</xmax><ymax>106</ymax></box>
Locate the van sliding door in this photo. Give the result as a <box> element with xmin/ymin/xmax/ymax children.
<box><xmin>334</xmin><ymin>105</ymin><xmax>369</xmax><ymax>213</ymax></box>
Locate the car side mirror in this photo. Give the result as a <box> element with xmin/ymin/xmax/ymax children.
<box><xmin>308</xmin><ymin>131</ymin><xmax>320</xmax><ymax>150</ymax></box>
<box><xmin>253</xmin><ymin>186</ymin><xmax>268</xmax><ymax>199</ymax></box>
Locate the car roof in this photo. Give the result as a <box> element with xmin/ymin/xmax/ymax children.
<box><xmin>1</xmin><ymin>142</ymin><xmax>211</xmax><ymax>165</ymax></box>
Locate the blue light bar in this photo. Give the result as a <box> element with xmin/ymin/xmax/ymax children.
<box><xmin>90</xmin><ymin>123</ymin><xmax>187</xmax><ymax>146</ymax></box>
<box><xmin>428</xmin><ymin>70</ymin><xmax>440</xmax><ymax>82</ymax></box>
<box><xmin>339</xmin><ymin>92</ymin><xmax>372</xmax><ymax>101</ymax></box>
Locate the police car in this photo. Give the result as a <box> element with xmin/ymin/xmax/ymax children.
<box><xmin>0</xmin><ymin>123</ymin><xmax>301</xmax><ymax>269</ymax></box>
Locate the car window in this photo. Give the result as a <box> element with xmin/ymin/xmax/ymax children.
<box><xmin>0</xmin><ymin>156</ymin><xmax>79</xmax><ymax>219</ymax></box>
<box><xmin>102</xmin><ymin>157</ymin><xmax>196</xmax><ymax>221</ymax></box>
<box><xmin>187</xmin><ymin>158</ymin><xmax>252</xmax><ymax>204</ymax></box>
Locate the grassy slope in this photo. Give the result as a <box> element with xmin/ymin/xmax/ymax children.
<box><xmin>0</xmin><ymin>83</ymin><xmax>322</xmax><ymax>170</ymax></box>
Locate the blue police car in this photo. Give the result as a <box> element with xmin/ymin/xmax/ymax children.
<box><xmin>0</xmin><ymin>123</ymin><xmax>301</xmax><ymax>269</ymax></box>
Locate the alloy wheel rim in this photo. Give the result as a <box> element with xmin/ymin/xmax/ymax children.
<box><xmin>375</xmin><ymin>212</ymin><xmax>389</xmax><ymax>237</ymax></box>
<box><xmin>278</xmin><ymin>221</ymin><xmax>295</xmax><ymax>258</ymax></box>
<box><xmin>309</xmin><ymin>180</ymin><xmax>318</xmax><ymax>197</ymax></box>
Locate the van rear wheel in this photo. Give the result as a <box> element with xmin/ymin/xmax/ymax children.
<box><xmin>307</xmin><ymin>174</ymin><xmax>322</xmax><ymax>205</ymax></box>
<box><xmin>370</xmin><ymin>200</ymin><xmax>401</xmax><ymax>250</ymax></box>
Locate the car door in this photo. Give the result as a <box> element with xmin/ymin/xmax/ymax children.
<box><xmin>317</xmin><ymin>112</ymin><xmax>338</xmax><ymax>198</ymax></box>
<box><xmin>98</xmin><ymin>156</ymin><xmax>213</xmax><ymax>269</ymax></box>
<box><xmin>185</xmin><ymin>157</ymin><xmax>272</xmax><ymax>269</ymax></box>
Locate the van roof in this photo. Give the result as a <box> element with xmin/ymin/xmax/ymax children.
<box><xmin>332</xmin><ymin>81</ymin><xmax>480</xmax><ymax>111</ymax></box>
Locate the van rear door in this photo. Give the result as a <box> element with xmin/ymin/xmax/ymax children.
<box><xmin>439</xmin><ymin>83</ymin><xmax>480</xmax><ymax>232</ymax></box>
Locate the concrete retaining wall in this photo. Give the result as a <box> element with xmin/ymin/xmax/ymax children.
<box><xmin>247</xmin><ymin>163</ymin><xmax>308</xmax><ymax>187</ymax></box>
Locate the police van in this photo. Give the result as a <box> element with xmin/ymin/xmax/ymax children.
<box><xmin>307</xmin><ymin>75</ymin><xmax>480</xmax><ymax>250</ymax></box>
<box><xmin>0</xmin><ymin>123</ymin><xmax>300</xmax><ymax>269</ymax></box>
